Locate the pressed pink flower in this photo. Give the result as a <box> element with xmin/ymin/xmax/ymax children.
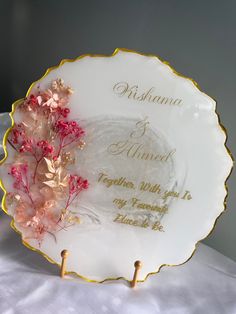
<box><xmin>8</xmin><ymin>163</ymin><xmax>31</xmax><ymax>198</ymax></box>
<box><xmin>69</xmin><ymin>175</ymin><xmax>89</xmax><ymax>195</ymax></box>
<box><xmin>14</xmin><ymin>196</ymin><xmax>59</xmax><ymax>245</ymax></box>
<box><xmin>41</xmin><ymin>90</ymin><xmax>60</xmax><ymax>108</ymax></box>
<box><xmin>54</xmin><ymin>119</ymin><xmax>85</xmax><ymax>158</ymax></box>
<box><xmin>68</xmin><ymin>175</ymin><xmax>88</xmax><ymax>197</ymax></box>
<box><xmin>19</xmin><ymin>139</ymin><xmax>33</xmax><ymax>153</ymax></box>
<box><xmin>57</xmin><ymin>174</ymin><xmax>89</xmax><ymax>222</ymax></box>
<box><xmin>56</xmin><ymin>107</ymin><xmax>70</xmax><ymax>118</ymax></box>
<box><xmin>8</xmin><ymin>79</ymin><xmax>89</xmax><ymax>243</ymax></box>
<box><xmin>37</xmin><ymin>140</ymin><xmax>54</xmax><ymax>156</ymax></box>
<box><xmin>36</xmin><ymin>95</ymin><xmax>42</xmax><ymax>104</ymax></box>
<box><xmin>56</xmin><ymin>120</ymin><xmax>84</xmax><ymax>141</ymax></box>
<box><xmin>8</xmin><ymin>124</ymin><xmax>55</xmax><ymax>163</ymax></box>
<box><xmin>27</xmin><ymin>94</ymin><xmax>39</xmax><ymax>106</ymax></box>
<box><xmin>9</xmin><ymin>123</ymin><xmax>26</xmax><ymax>145</ymax></box>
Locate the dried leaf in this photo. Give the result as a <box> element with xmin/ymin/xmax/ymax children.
<box><xmin>45</xmin><ymin>173</ymin><xmax>54</xmax><ymax>179</ymax></box>
<box><xmin>43</xmin><ymin>180</ymin><xmax>58</xmax><ymax>188</ymax></box>
<box><xmin>44</xmin><ymin>157</ymin><xmax>55</xmax><ymax>173</ymax></box>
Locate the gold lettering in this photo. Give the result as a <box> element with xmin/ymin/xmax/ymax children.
<box><xmin>113</xmin><ymin>213</ymin><xmax>164</xmax><ymax>232</ymax></box>
<box><xmin>113</xmin><ymin>198</ymin><xmax>127</xmax><ymax>209</ymax></box>
<box><xmin>162</xmin><ymin>190</ymin><xmax>180</xmax><ymax>201</ymax></box>
<box><xmin>131</xmin><ymin>197</ymin><xmax>168</xmax><ymax>213</ymax></box>
<box><xmin>113</xmin><ymin>81</ymin><xmax>183</xmax><ymax>106</ymax></box>
<box><xmin>113</xmin><ymin>213</ymin><xmax>150</xmax><ymax>229</ymax></box>
<box><xmin>140</xmin><ymin>182</ymin><xmax>161</xmax><ymax>194</ymax></box>
<box><xmin>107</xmin><ymin>140</ymin><xmax>176</xmax><ymax>162</ymax></box>
<box><xmin>107</xmin><ymin>140</ymin><xmax>130</xmax><ymax>155</ymax></box>
<box><xmin>130</xmin><ymin>118</ymin><xmax>149</xmax><ymax>138</ymax></box>
<box><xmin>113</xmin><ymin>81</ymin><xmax>129</xmax><ymax>96</ymax></box>
<box><xmin>98</xmin><ymin>173</ymin><xmax>135</xmax><ymax>189</ymax></box>
<box><xmin>152</xmin><ymin>221</ymin><xmax>164</xmax><ymax>231</ymax></box>
<box><xmin>140</xmin><ymin>219</ymin><xmax>149</xmax><ymax>228</ymax></box>
<box><xmin>181</xmin><ymin>190</ymin><xmax>192</xmax><ymax>200</ymax></box>
<box><xmin>173</xmin><ymin>99</ymin><xmax>182</xmax><ymax>105</ymax></box>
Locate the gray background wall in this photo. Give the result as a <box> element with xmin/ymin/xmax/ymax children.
<box><xmin>0</xmin><ymin>0</ymin><xmax>235</xmax><ymax>261</ymax></box>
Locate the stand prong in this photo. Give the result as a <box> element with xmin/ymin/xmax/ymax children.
<box><xmin>130</xmin><ymin>260</ymin><xmax>142</xmax><ymax>288</ymax></box>
<box><xmin>60</xmin><ymin>249</ymin><xmax>69</xmax><ymax>278</ymax></box>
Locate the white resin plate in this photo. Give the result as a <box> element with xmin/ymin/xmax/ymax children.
<box><xmin>0</xmin><ymin>49</ymin><xmax>233</xmax><ymax>282</ymax></box>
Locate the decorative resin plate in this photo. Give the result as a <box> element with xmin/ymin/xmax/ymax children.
<box><xmin>0</xmin><ymin>49</ymin><xmax>233</xmax><ymax>282</ymax></box>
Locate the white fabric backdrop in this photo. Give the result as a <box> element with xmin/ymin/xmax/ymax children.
<box><xmin>0</xmin><ymin>113</ymin><xmax>236</xmax><ymax>313</ymax></box>
<box><xmin>0</xmin><ymin>213</ymin><xmax>236</xmax><ymax>314</ymax></box>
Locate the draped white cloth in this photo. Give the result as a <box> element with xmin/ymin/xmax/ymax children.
<box><xmin>0</xmin><ymin>112</ymin><xmax>236</xmax><ymax>313</ymax></box>
<box><xmin>0</xmin><ymin>213</ymin><xmax>236</xmax><ymax>314</ymax></box>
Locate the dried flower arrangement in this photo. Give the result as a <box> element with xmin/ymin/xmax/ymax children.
<box><xmin>5</xmin><ymin>79</ymin><xmax>88</xmax><ymax>245</ymax></box>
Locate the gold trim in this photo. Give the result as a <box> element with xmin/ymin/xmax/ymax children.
<box><xmin>0</xmin><ymin>48</ymin><xmax>234</xmax><ymax>284</ymax></box>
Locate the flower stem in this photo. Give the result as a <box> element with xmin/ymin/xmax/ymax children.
<box><xmin>7</xmin><ymin>139</ymin><xmax>19</xmax><ymax>152</ymax></box>
<box><xmin>33</xmin><ymin>156</ymin><xmax>43</xmax><ymax>184</ymax></box>
<box><xmin>56</xmin><ymin>137</ymin><xmax>64</xmax><ymax>158</ymax></box>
